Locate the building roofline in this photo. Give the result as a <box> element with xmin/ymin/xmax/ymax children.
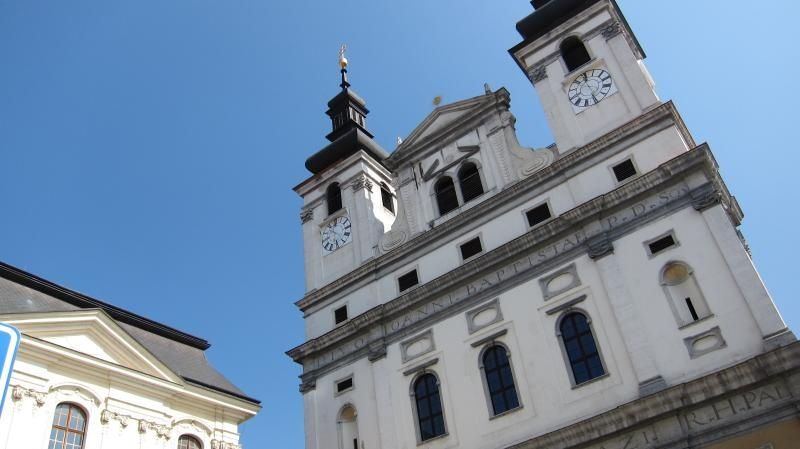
<box><xmin>0</xmin><ymin>260</ymin><xmax>211</xmax><ymax>350</ymax></box>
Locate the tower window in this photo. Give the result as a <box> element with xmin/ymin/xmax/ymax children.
<box><xmin>661</xmin><ymin>262</ymin><xmax>711</xmax><ymax>326</ymax></box>
<box><xmin>647</xmin><ymin>233</ymin><xmax>677</xmax><ymax>256</ymax></box>
<box><xmin>560</xmin><ymin>37</ymin><xmax>591</xmax><ymax>72</ymax></box>
<box><xmin>380</xmin><ymin>182</ymin><xmax>395</xmax><ymax>213</ymax></box>
<box><xmin>412</xmin><ymin>373</ymin><xmax>446</xmax><ymax>441</ymax></box>
<box><xmin>398</xmin><ymin>269</ymin><xmax>419</xmax><ymax>293</ymax></box>
<box><xmin>336</xmin><ymin>376</ymin><xmax>354</xmax><ymax>393</ymax></box>
<box><xmin>459</xmin><ymin>237</ymin><xmax>483</xmax><ymax>261</ymax></box>
<box><xmin>434</xmin><ymin>176</ymin><xmax>459</xmax><ymax>215</ymax></box>
<box><xmin>48</xmin><ymin>403</ymin><xmax>87</xmax><ymax>449</ymax></box>
<box><xmin>559</xmin><ymin>312</ymin><xmax>606</xmax><ymax>385</ymax></box>
<box><xmin>611</xmin><ymin>159</ymin><xmax>637</xmax><ymax>183</ymax></box>
<box><xmin>457</xmin><ymin>162</ymin><xmax>485</xmax><ymax>203</ymax></box>
<box><xmin>525</xmin><ymin>203</ymin><xmax>552</xmax><ymax>227</ymax></box>
<box><xmin>481</xmin><ymin>345</ymin><xmax>520</xmax><ymax>416</ymax></box>
<box><xmin>334</xmin><ymin>305</ymin><xmax>348</xmax><ymax>325</ymax></box>
<box><xmin>327</xmin><ymin>182</ymin><xmax>343</xmax><ymax>215</ymax></box>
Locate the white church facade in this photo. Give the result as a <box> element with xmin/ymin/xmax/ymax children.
<box><xmin>288</xmin><ymin>1</ymin><xmax>799</xmax><ymax>449</ymax></box>
<box><xmin>0</xmin><ymin>262</ymin><xmax>260</xmax><ymax>449</ymax></box>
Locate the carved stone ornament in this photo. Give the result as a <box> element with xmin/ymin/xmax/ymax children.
<box><xmin>137</xmin><ymin>419</ymin><xmax>172</xmax><ymax>438</ymax></box>
<box><xmin>11</xmin><ymin>385</ymin><xmax>47</xmax><ymax>406</ymax></box>
<box><xmin>529</xmin><ymin>65</ymin><xmax>548</xmax><ymax>83</ymax></box>
<box><xmin>691</xmin><ymin>189</ymin><xmax>722</xmax><ymax>212</ymax></box>
<box><xmin>587</xmin><ymin>235</ymin><xmax>614</xmax><ymax>260</ymax></box>
<box><xmin>300</xmin><ymin>208</ymin><xmax>314</xmax><ymax>224</ymax></box>
<box><xmin>351</xmin><ymin>175</ymin><xmax>374</xmax><ymax>192</ymax></box>
<box><xmin>602</xmin><ymin>21</ymin><xmax>623</xmax><ymax>39</ymax></box>
<box><xmin>212</xmin><ymin>440</ymin><xmax>241</xmax><ymax>449</ymax></box>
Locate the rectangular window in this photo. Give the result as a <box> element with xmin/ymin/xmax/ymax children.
<box><xmin>648</xmin><ymin>234</ymin><xmax>676</xmax><ymax>255</ymax></box>
<box><xmin>525</xmin><ymin>203</ymin><xmax>552</xmax><ymax>227</ymax></box>
<box><xmin>612</xmin><ymin>159</ymin><xmax>637</xmax><ymax>182</ymax></box>
<box><xmin>336</xmin><ymin>377</ymin><xmax>353</xmax><ymax>393</ymax></box>
<box><xmin>398</xmin><ymin>269</ymin><xmax>419</xmax><ymax>293</ymax></box>
<box><xmin>334</xmin><ymin>305</ymin><xmax>348</xmax><ymax>324</ymax></box>
<box><xmin>381</xmin><ymin>185</ymin><xmax>395</xmax><ymax>213</ymax></box>
<box><xmin>459</xmin><ymin>237</ymin><xmax>483</xmax><ymax>261</ymax></box>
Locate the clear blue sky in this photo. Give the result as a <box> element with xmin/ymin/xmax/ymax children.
<box><xmin>1</xmin><ymin>1</ymin><xmax>798</xmax><ymax>448</ymax></box>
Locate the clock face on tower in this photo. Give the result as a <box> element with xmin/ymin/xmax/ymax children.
<box><xmin>567</xmin><ymin>69</ymin><xmax>617</xmax><ymax>112</ymax></box>
<box><xmin>321</xmin><ymin>215</ymin><xmax>352</xmax><ymax>254</ymax></box>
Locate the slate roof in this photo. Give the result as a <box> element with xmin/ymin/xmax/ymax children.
<box><xmin>0</xmin><ymin>261</ymin><xmax>259</xmax><ymax>404</ymax></box>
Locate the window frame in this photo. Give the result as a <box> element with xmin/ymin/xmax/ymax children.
<box><xmin>380</xmin><ymin>182</ymin><xmax>395</xmax><ymax>214</ymax></box>
<box><xmin>555</xmin><ymin>309</ymin><xmax>609</xmax><ymax>388</ymax></box>
<box><xmin>644</xmin><ymin>230</ymin><xmax>680</xmax><ymax>257</ymax></box>
<box><xmin>457</xmin><ymin>234</ymin><xmax>485</xmax><ymax>264</ymax></box>
<box><xmin>334</xmin><ymin>374</ymin><xmax>355</xmax><ymax>396</ymax></box>
<box><xmin>397</xmin><ymin>268</ymin><xmax>421</xmax><ymax>295</ymax></box>
<box><xmin>523</xmin><ymin>200</ymin><xmax>554</xmax><ymax>229</ymax></box>
<box><xmin>559</xmin><ymin>35</ymin><xmax>593</xmax><ymax>74</ymax></box>
<box><xmin>327</xmin><ymin>182</ymin><xmax>344</xmax><ymax>216</ymax></box>
<box><xmin>48</xmin><ymin>402</ymin><xmax>88</xmax><ymax>449</ymax></box>
<box><xmin>433</xmin><ymin>175</ymin><xmax>460</xmax><ymax>216</ymax></box>
<box><xmin>608</xmin><ymin>157</ymin><xmax>640</xmax><ymax>185</ymax></box>
<box><xmin>456</xmin><ymin>161</ymin><xmax>486</xmax><ymax>205</ymax></box>
<box><xmin>409</xmin><ymin>370</ymin><xmax>448</xmax><ymax>444</ymax></box>
<box><xmin>177</xmin><ymin>434</ymin><xmax>203</xmax><ymax>449</ymax></box>
<box><xmin>333</xmin><ymin>304</ymin><xmax>349</xmax><ymax>326</ymax></box>
<box><xmin>478</xmin><ymin>342</ymin><xmax>523</xmax><ymax>418</ymax></box>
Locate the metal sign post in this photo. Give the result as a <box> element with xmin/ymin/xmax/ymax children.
<box><xmin>0</xmin><ymin>322</ymin><xmax>20</xmax><ymax>417</ymax></box>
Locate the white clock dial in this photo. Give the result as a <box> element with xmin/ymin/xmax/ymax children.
<box><xmin>567</xmin><ymin>69</ymin><xmax>616</xmax><ymax>111</ymax></box>
<box><xmin>321</xmin><ymin>215</ymin><xmax>352</xmax><ymax>253</ymax></box>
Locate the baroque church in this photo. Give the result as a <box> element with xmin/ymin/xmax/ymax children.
<box><xmin>287</xmin><ymin>1</ymin><xmax>800</xmax><ymax>449</ymax></box>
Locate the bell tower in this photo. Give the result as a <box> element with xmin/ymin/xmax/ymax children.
<box><xmin>510</xmin><ymin>0</ymin><xmax>660</xmax><ymax>153</ymax></box>
<box><xmin>294</xmin><ymin>47</ymin><xmax>396</xmax><ymax>293</ymax></box>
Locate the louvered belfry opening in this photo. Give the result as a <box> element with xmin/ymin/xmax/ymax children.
<box><xmin>458</xmin><ymin>162</ymin><xmax>484</xmax><ymax>203</ymax></box>
<box><xmin>435</xmin><ymin>177</ymin><xmax>459</xmax><ymax>215</ymax></box>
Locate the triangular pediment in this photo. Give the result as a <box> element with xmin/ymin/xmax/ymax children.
<box><xmin>394</xmin><ymin>91</ymin><xmax>501</xmax><ymax>160</ymax></box>
<box><xmin>0</xmin><ymin>309</ymin><xmax>182</xmax><ymax>383</ymax></box>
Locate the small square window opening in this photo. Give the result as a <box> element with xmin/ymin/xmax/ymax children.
<box><xmin>648</xmin><ymin>234</ymin><xmax>676</xmax><ymax>255</ymax></box>
<box><xmin>460</xmin><ymin>237</ymin><xmax>483</xmax><ymax>261</ymax></box>
<box><xmin>526</xmin><ymin>203</ymin><xmax>552</xmax><ymax>227</ymax></box>
<box><xmin>336</xmin><ymin>377</ymin><xmax>354</xmax><ymax>393</ymax></box>
<box><xmin>612</xmin><ymin>159</ymin><xmax>637</xmax><ymax>182</ymax></box>
<box><xmin>398</xmin><ymin>270</ymin><xmax>419</xmax><ymax>293</ymax></box>
<box><xmin>334</xmin><ymin>305</ymin><xmax>348</xmax><ymax>324</ymax></box>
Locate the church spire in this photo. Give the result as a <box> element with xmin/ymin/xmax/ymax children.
<box><xmin>325</xmin><ymin>45</ymin><xmax>371</xmax><ymax>142</ymax></box>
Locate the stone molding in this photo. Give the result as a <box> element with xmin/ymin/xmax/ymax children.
<box><xmin>10</xmin><ymin>385</ymin><xmax>47</xmax><ymax>406</ymax></box>
<box><xmin>350</xmin><ymin>174</ymin><xmax>374</xmax><ymax>193</ymax></box>
<box><xmin>289</xmin><ymin>148</ymin><xmax>726</xmax><ymax>384</ymax></box>
<box><xmin>602</xmin><ymin>21</ymin><xmax>623</xmax><ymax>39</ymax></box>
<box><xmin>295</xmin><ymin>101</ymin><xmax>696</xmax><ymax>314</ymax></box>
<box><xmin>211</xmin><ymin>440</ymin><xmax>242</xmax><ymax>449</ymax></box>
<box><xmin>505</xmin><ymin>342</ymin><xmax>800</xmax><ymax>449</ymax></box>
<box><xmin>529</xmin><ymin>65</ymin><xmax>548</xmax><ymax>83</ymax></box>
<box><xmin>300</xmin><ymin>208</ymin><xmax>314</xmax><ymax>224</ymax></box>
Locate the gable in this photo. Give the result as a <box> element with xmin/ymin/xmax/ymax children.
<box><xmin>0</xmin><ymin>309</ymin><xmax>182</xmax><ymax>383</ymax></box>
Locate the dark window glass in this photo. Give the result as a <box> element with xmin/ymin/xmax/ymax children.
<box><xmin>560</xmin><ymin>37</ymin><xmax>591</xmax><ymax>72</ymax></box>
<box><xmin>648</xmin><ymin>235</ymin><xmax>676</xmax><ymax>255</ymax></box>
<box><xmin>327</xmin><ymin>183</ymin><xmax>343</xmax><ymax>215</ymax></box>
<box><xmin>434</xmin><ymin>177</ymin><xmax>459</xmax><ymax>215</ymax></box>
<box><xmin>483</xmin><ymin>346</ymin><xmax>520</xmax><ymax>415</ymax></box>
<box><xmin>560</xmin><ymin>312</ymin><xmax>605</xmax><ymax>384</ymax></box>
<box><xmin>459</xmin><ymin>237</ymin><xmax>483</xmax><ymax>261</ymax></box>
<box><xmin>178</xmin><ymin>435</ymin><xmax>202</xmax><ymax>449</ymax></box>
<box><xmin>398</xmin><ymin>270</ymin><xmax>419</xmax><ymax>293</ymax></box>
<box><xmin>48</xmin><ymin>403</ymin><xmax>86</xmax><ymax>449</ymax></box>
<box><xmin>457</xmin><ymin>163</ymin><xmax>484</xmax><ymax>203</ymax></box>
<box><xmin>334</xmin><ymin>305</ymin><xmax>348</xmax><ymax>324</ymax></box>
<box><xmin>336</xmin><ymin>377</ymin><xmax>354</xmax><ymax>393</ymax></box>
<box><xmin>380</xmin><ymin>183</ymin><xmax>394</xmax><ymax>213</ymax></box>
<box><xmin>526</xmin><ymin>203</ymin><xmax>552</xmax><ymax>227</ymax></box>
<box><xmin>414</xmin><ymin>374</ymin><xmax>446</xmax><ymax>441</ymax></box>
<box><xmin>612</xmin><ymin>159</ymin><xmax>637</xmax><ymax>182</ymax></box>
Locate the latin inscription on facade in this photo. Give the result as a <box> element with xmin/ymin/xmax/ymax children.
<box><xmin>306</xmin><ymin>184</ymin><xmax>690</xmax><ymax>373</ymax></box>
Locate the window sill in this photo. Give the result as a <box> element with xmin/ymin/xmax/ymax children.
<box><xmin>417</xmin><ymin>433</ymin><xmax>449</xmax><ymax>446</ymax></box>
<box><xmin>489</xmin><ymin>404</ymin><xmax>523</xmax><ymax>421</ymax></box>
<box><xmin>678</xmin><ymin>314</ymin><xmax>715</xmax><ymax>331</ymax></box>
<box><xmin>570</xmin><ymin>373</ymin><xmax>610</xmax><ymax>390</ymax></box>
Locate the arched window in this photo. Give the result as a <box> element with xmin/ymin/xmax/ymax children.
<box><xmin>559</xmin><ymin>312</ymin><xmax>605</xmax><ymax>385</ymax></box>
<box><xmin>337</xmin><ymin>404</ymin><xmax>359</xmax><ymax>449</ymax></box>
<box><xmin>481</xmin><ymin>345</ymin><xmax>520</xmax><ymax>416</ymax></box>
<box><xmin>412</xmin><ymin>373</ymin><xmax>446</xmax><ymax>441</ymax></box>
<box><xmin>380</xmin><ymin>182</ymin><xmax>394</xmax><ymax>213</ymax></box>
<box><xmin>560</xmin><ymin>37</ymin><xmax>591</xmax><ymax>72</ymax></box>
<box><xmin>457</xmin><ymin>162</ymin><xmax>484</xmax><ymax>203</ymax></box>
<box><xmin>327</xmin><ymin>182</ymin><xmax>343</xmax><ymax>215</ymax></box>
<box><xmin>434</xmin><ymin>176</ymin><xmax>459</xmax><ymax>216</ymax></box>
<box><xmin>48</xmin><ymin>403</ymin><xmax>87</xmax><ymax>449</ymax></box>
<box><xmin>661</xmin><ymin>262</ymin><xmax>710</xmax><ymax>326</ymax></box>
<box><xmin>178</xmin><ymin>435</ymin><xmax>202</xmax><ymax>449</ymax></box>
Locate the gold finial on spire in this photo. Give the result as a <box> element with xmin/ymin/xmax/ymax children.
<box><xmin>339</xmin><ymin>45</ymin><xmax>348</xmax><ymax>70</ymax></box>
<box><xmin>432</xmin><ymin>96</ymin><xmax>442</xmax><ymax>107</ymax></box>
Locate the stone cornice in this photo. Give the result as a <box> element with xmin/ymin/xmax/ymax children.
<box><xmin>505</xmin><ymin>342</ymin><xmax>800</xmax><ymax>449</ymax></box>
<box><xmin>287</xmin><ymin>145</ymin><xmax>729</xmax><ymax>381</ymax></box>
<box><xmin>295</xmin><ymin>101</ymin><xmax>694</xmax><ymax>314</ymax></box>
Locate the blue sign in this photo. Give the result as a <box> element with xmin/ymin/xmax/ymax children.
<box><xmin>0</xmin><ymin>322</ymin><xmax>20</xmax><ymax>417</ymax></box>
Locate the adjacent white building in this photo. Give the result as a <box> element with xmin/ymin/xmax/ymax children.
<box><xmin>288</xmin><ymin>1</ymin><xmax>799</xmax><ymax>449</ymax></box>
<box><xmin>0</xmin><ymin>261</ymin><xmax>260</xmax><ymax>449</ymax></box>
